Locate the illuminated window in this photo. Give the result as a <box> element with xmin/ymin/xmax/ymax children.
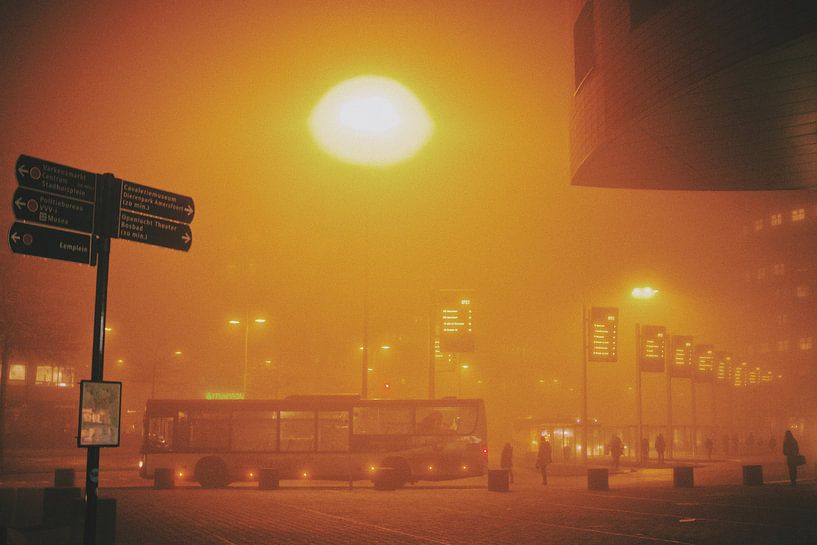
<box><xmin>754</xmin><ymin>219</ymin><xmax>763</xmax><ymax>231</ymax></box>
<box><xmin>792</xmin><ymin>208</ymin><xmax>805</xmax><ymax>222</ymax></box>
<box><xmin>777</xmin><ymin>340</ymin><xmax>789</xmax><ymax>352</ymax></box>
<box><xmin>9</xmin><ymin>364</ymin><xmax>26</xmax><ymax>381</ymax></box>
<box><xmin>772</xmin><ymin>263</ymin><xmax>785</xmax><ymax>275</ymax></box>
<box><xmin>799</xmin><ymin>337</ymin><xmax>813</xmax><ymax>350</ymax></box>
<box><xmin>280</xmin><ymin>411</ymin><xmax>316</xmax><ymax>452</ymax></box>
<box><xmin>35</xmin><ymin>366</ymin><xmax>53</xmax><ymax>385</ymax></box>
<box><xmin>756</xmin><ymin>268</ymin><xmax>766</xmax><ymax>280</ymax></box>
<box><xmin>775</xmin><ymin>314</ymin><xmax>788</xmax><ymax>325</ymax></box>
<box><xmin>573</xmin><ymin>1</ymin><xmax>595</xmax><ymax>89</ymax></box>
<box><xmin>771</xmin><ymin>213</ymin><xmax>782</xmax><ymax>226</ymax></box>
<box><xmin>797</xmin><ymin>285</ymin><xmax>811</xmax><ymax>298</ymax></box>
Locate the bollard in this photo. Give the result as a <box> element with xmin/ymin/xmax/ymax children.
<box><xmin>154</xmin><ymin>467</ymin><xmax>175</xmax><ymax>489</ymax></box>
<box><xmin>673</xmin><ymin>466</ymin><xmax>694</xmax><ymax>488</ymax></box>
<box><xmin>258</xmin><ymin>468</ymin><xmax>279</xmax><ymax>490</ymax></box>
<box><xmin>587</xmin><ymin>468</ymin><xmax>609</xmax><ymax>491</ymax></box>
<box><xmin>742</xmin><ymin>464</ymin><xmax>763</xmax><ymax>486</ymax></box>
<box><xmin>54</xmin><ymin>468</ymin><xmax>76</xmax><ymax>488</ymax></box>
<box><xmin>487</xmin><ymin>469</ymin><xmax>510</xmax><ymax>492</ymax></box>
<box><xmin>42</xmin><ymin>487</ymin><xmax>81</xmax><ymax>525</ymax></box>
<box><xmin>0</xmin><ymin>488</ymin><xmax>15</xmax><ymax>528</ymax></box>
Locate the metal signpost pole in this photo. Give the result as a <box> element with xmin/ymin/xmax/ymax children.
<box><xmin>636</xmin><ymin>324</ymin><xmax>643</xmax><ymax>465</ymax></box>
<box><xmin>84</xmin><ymin>174</ymin><xmax>114</xmax><ymax>545</ymax></box>
<box><xmin>581</xmin><ymin>306</ymin><xmax>588</xmax><ymax>465</ymax></box>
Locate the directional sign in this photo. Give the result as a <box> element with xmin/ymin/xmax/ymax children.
<box><xmin>16</xmin><ymin>155</ymin><xmax>97</xmax><ymax>203</ymax></box>
<box><xmin>115</xmin><ymin>210</ymin><xmax>192</xmax><ymax>251</ymax></box>
<box><xmin>8</xmin><ymin>222</ymin><xmax>94</xmax><ymax>265</ymax></box>
<box><xmin>116</xmin><ymin>179</ymin><xmax>194</xmax><ymax>224</ymax></box>
<box><xmin>12</xmin><ymin>187</ymin><xmax>94</xmax><ymax>233</ymax></box>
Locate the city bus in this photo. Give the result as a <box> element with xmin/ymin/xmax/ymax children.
<box><xmin>139</xmin><ymin>395</ymin><xmax>487</xmax><ymax>489</ymax></box>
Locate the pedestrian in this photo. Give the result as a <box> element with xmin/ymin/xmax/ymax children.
<box><xmin>704</xmin><ymin>436</ymin><xmax>713</xmax><ymax>460</ymax></box>
<box><xmin>641</xmin><ymin>437</ymin><xmax>650</xmax><ymax>465</ymax></box>
<box><xmin>500</xmin><ymin>442</ymin><xmax>514</xmax><ymax>484</ymax></box>
<box><xmin>782</xmin><ymin>430</ymin><xmax>803</xmax><ymax>486</ymax></box>
<box><xmin>608</xmin><ymin>435</ymin><xmax>623</xmax><ymax>471</ymax></box>
<box><xmin>655</xmin><ymin>433</ymin><xmax>666</xmax><ymax>465</ymax></box>
<box><xmin>768</xmin><ymin>435</ymin><xmax>777</xmax><ymax>455</ymax></box>
<box><xmin>536</xmin><ymin>437</ymin><xmax>552</xmax><ymax>485</ymax></box>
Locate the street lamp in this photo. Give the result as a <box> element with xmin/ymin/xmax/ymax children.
<box><xmin>631</xmin><ymin>286</ymin><xmax>659</xmax><ymax>466</ymax></box>
<box><xmin>228</xmin><ymin>315</ymin><xmax>267</xmax><ymax>397</ymax></box>
<box><xmin>310</xmin><ymin>75</ymin><xmax>433</xmax><ymax>399</ymax></box>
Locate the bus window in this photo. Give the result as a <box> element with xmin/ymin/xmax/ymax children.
<box><xmin>318</xmin><ymin>411</ymin><xmax>349</xmax><ymax>452</ymax></box>
<box><xmin>147</xmin><ymin>416</ymin><xmax>174</xmax><ymax>452</ymax></box>
<box><xmin>416</xmin><ymin>406</ymin><xmax>478</xmax><ymax>436</ymax></box>
<box><xmin>280</xmin><ymin>411</ymin><xmax>315</xmax><ymax>451</ymax></box>
<box><xmin>353</xmin><ymin>407</ymin><xmax>412</xmax><ymax>435</ymax></box>
<box><xmin>189</xmin><ymin>411</ymin><xmax>230</xmax><ymax>451</ymax></box>
<box><xmin>231</xmin><ymin>411</ymin><xmax>277</xmax><ymax>452</ymax></box>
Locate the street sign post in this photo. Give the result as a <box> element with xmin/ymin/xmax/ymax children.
<box><xmin>12</xmin><ymin>187</ymin><xmax>95</xmax><ymax>233</ymax></box>
<box><xmin>8</xmin><ymin>222</ymin><xmax>94</xmax><ymax>265</ymax></box>
<box><xmin>8</xmin><ymin>155</ymin><xmax>195</xmax><ymax>545</ymax></box>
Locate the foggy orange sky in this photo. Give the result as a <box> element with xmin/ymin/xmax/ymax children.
<box><xmin>0</xmin><ymin>2</ymin><xmax>781</xmax><ymax>434</ymax></box>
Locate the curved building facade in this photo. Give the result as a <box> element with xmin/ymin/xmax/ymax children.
<box><xmin>569</xmin><ymin>0</ymin><xmax>817</xmax><ymax>190</ymax></box>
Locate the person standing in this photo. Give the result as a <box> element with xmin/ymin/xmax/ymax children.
<box><xmin>704</xmin><ymin>436</ymin><xmax>714</xmax><ymax>461</ymax></box>
<box><xmin>536</xmin><ymin>438</ymin><xmax>552</xmax><ymax>485</ymax></box>
<box><xmin>782</xmin><ymin>430</ymin><xmax>801</xmax><ymax>486</ymax></box>
<box><xmin>608</xmin><ymin>435</ymin><xmax>623</xmax><ymax>471</ymax></box>
<box><xmin>500</xmin><ymin>442</ymin><xmax>514</xmax><ymax>484</ymax></box>
<box><xmin>655</xmin><ymin>433</ymin><xmax>666</xmax><ymax>465</ymax></box>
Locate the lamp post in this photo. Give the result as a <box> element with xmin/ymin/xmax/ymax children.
<box><xmin>229</xmin><ymin>314</ymin><xmax>266</xmax><ymax>397</ymax></box>
<box><xmin>631</xmin><ymin>286</ymin><xmax>658</xmax><ymax>466</ymax></box>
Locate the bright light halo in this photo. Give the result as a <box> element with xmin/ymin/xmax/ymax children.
<box><xmin>309</xmin><ymin>75</ymin><xmax>434</xmax><ymax>167</ymax></box>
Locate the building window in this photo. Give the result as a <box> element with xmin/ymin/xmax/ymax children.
<box><xmin>771</xmin><ymin>213</ymin><xmax>783</xmax><ymax>226</ymax></box>
<box><xmin>9</xmin><ymin>364</ymin><xmax>26</xmax><ymax>382</ymax></box>
<box><xmin>35</xmin><ymin>366</ymin><xmax>53</xmax><ymax>385</ymax></box>
<box><xmin>573</xmin><ymin>1</ymin><xmax>595</xmax><ymax>89</ymax></box>
<box><xmin>775</xmin><ymin>314</ymin><xmax>788</xmax><ymax>325</ymax></box>
<box><xmin>799</xmin><ymin>337</ymin><xmax>813</xmax><ymax>350</ymax></box>
<box><xmin>629</xmin><ymin>0</ymin><xmax>673</xmax><ymax>29</ymax></box>
<box><xmin>754</xmin><ymin>219</ymin><xmax>763</xmax><ymax>231</ymax></box>
<box><xmin>773</xmin><ymin>263</ymin><xmax>785</xmax><ymax>275</ymax></box>
<box><xmin>760</xmin><ymin>343</ymin><xmax>770</xmax><ymax>353</ymax></box>
<box><xmin>756</xmin><ymin>268</ymin><xmax>766</xmax><ymax>280</ymax></box>
<box><xmin>777</xmin><ymin>340</ymin><xmax>789</xmax><ymax>352</ymax></box>
<box><xmin>797</xmin><ymin>285</ymin><xmax>811</xmax><ymax>298</ymax></box>
<box><xmin>792</xmin><ymin>208</ymin><xmax>805</xmax><ymax>222</ymax></box>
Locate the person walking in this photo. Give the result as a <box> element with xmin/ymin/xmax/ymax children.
<box><xmin>782</xmin><ymin>430</ymin><xmax>802</xmax><ymax>486</ymax></box>
<box><xmin>608</xmin><ymin>435</ymin><xmax>623</xmax><ymax>471</ymax></box>
<box><xmin>655</xmin><ymin>433</ymin><xmax>666</xmax><ymax>465</ymax></box>
<box><xmin>536</xmin><ymin>438</ymin><xmax>552</xmax><ymax>485</ymax></box>
<box><xmin>704</xmin><ymin>436</ymin><xmax>714</xmax><ymax>461</ymax></box>
<box><xmin>500</xmin><ymin>442</ymin><xmax>514</xmax><ymax>484</ymax></box>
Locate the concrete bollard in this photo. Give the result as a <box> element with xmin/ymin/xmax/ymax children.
<box><xmin>587</xmin><ymin>468</ymin><xmax>609</xmax><ymax>491</ymax></box>
<box><xmin>0</xmin><ymin>488</ymin><xmax>16</xmax><ymax>527</ymax></box>
<box><xmin>258</xmin><ymin>468</ymin><xmax>279</xmax><ymax>490</ymax></box>
<box><xmin>487</xmin><ymin>469</ymin><xmax>510</xmax><ymax>492</ymax></box>
<box><xmin>742</xmin><ymin>464</ymin><xmax>763</xmax><ymax>486</ymax></box>
<box><xmin>673</xmin><ymin>466</ymin><xmax>694</xmax><ymax>488</ymax></box>
<box><xmin>154</xmin><ymin>467</ymin><xmax>175</xmax><ymax>489</ymax></box>
<box><xmin>54</xmin><ymin>468</ymin><xmax>76</xmax><ymax>488</ymax></box>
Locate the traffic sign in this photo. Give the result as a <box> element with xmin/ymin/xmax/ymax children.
<box><xmin>8</xmin><ymin>221</ymin><xmax>94</xmax><ymax>265</ymax></box>
<box><xmin>12</xmin><ymin>187</ymin><xmax>95</xmax><ymax>233</ymax></box>
<box><xmin>16</xmin><ymin>155</ymin><xmax>97</xmax><ymax>203</ymax></box>
<box><xmin>116</xmin><ymin>179</ymin><xmax>194</xmax><ymax>224</ymax></box>
<box><xmin>115</xmin><ymin>210</ymin><xmax>192</xmax><ymax>251</ymax></box>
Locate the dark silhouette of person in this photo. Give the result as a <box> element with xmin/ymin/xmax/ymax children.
<box><xmin>768</xmin><ymin>435</ymin><xmax>777</xmax><ymax>455</ymax></box>
<box><xmin>641</xmin><ymin>437</ymin><xmax>650</xmax><ymax>465</ymax></box>
<box><xmin>608</xmin><ymin>435</ymin><xmax>623</xmax><ymax>471</ymax></box>
<box><xmin>782</xmin><ymin>430</ymin><xmax>800</xmax><ymax>486</ymax></box>
<box><xmin>654</xmin><ymin>433</ymin><xmax>666</xmax><ymax>465</ymax></box>
<box><xmin>500</xmin><ymin>442</ymin><xmax>514</xmax><ymax>484</ymax></box>
<box><xmin>704</xmin><ymin>436</ymin><xmax>713</xmax><ymax>460</ymax></box>
<box><xmin>536</xmin><ymin>438</ymin><xmax>552</xmax><ymax>485</ymax></box>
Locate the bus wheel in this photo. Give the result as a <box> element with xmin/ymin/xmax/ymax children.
<box><xmin>195</xmin><ymin>456</ymin><xmax>229</xmax><ymax>488</ymax></box>
<box><xmin>373</xmin><ymin>457</ymin><xmax>410</xmax><ymax>490</ymax></box>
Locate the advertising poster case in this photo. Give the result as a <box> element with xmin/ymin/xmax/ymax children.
<box><xmin>78</xmin><ymin>380</ymin><xmax>123</xmax><ymax>447</ymax></box>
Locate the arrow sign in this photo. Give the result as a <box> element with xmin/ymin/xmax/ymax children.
<box><xmin>12</xmin><ymin>187</ymin><xmax>95</xmax><ymax>233</ymax></box>
<box><xmin>115</xmin><ymin>210</ymin><xmax>192</xmax><ymax>251</ymax></box>
<box><xmin>16</xmin><ymin>155</ymin><xmax>97</xmax><ymax>203</ymax></box>
<box><xmin>8</xmin><ymin>222</ymin><xmax>94</xmax><ymax>265</ymax></box>
<box><xmin>116</xmin><ymin>179</ymin><xmax>194</xmax><ymax>224</ymax></box>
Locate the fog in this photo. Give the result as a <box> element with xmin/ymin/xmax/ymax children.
<box><xmin>0</xmin><ymin>2</ymin><xmax>800</xmax><ymax>447</ymax></box>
